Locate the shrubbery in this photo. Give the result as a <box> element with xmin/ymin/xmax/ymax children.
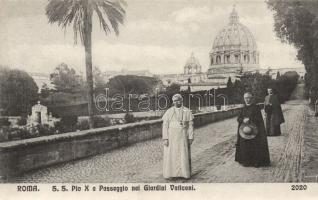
<box><xmin>55</xmin><ymin>115</ymin><xmax>78</xmax><ymax>133</ymax></box>
<box><xmin>76</xmin><ymin>116</ymin><xmax>111</xmax><ymax>130</ymax></box>
<box><xmin>0</xmin><ymin>127</ymin><xmax>9</xmax><ymax>142</ymax></box>
<box><xmin>229</xmin><ymin>71</ymin><xmax>299</xmax><ymax>104</ymax></box>
<box><xmin>37</xmin><ymin>124</ymin><xmax>55</xmax><ymax>136</ymax></box>
<box><xmin>0</xmin><ymin>67</ymin><xmax>38</xmax><ymax>116</ymax></box>
<box><xmin>93</xmin><ymin>115</ymin><xmax>111</xmax><ymax>128</ymax></box>
<box><xmin>17</xmin><ymin>116</ymin><xmax>27</xmax><ymax>126</ymax></box>
<box><xmin>76</xmin><ymin>119</ymin><xmax>90</xmax><ymax>131</ymax></box>
<box><xmin>0</xmin><ymin>118</ymin><xmax>11</xmax><ymax>127</ymax></box>
<box><xmin>0</xmin><ymin>124</ymin><xmax>57</xmax><ymax>142</ymax></box>
<box><xmin>124</xmin><ymin>113</ymin><xmax>135</xmax><ymax>123</ymax></box>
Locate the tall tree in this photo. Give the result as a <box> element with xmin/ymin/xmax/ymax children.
<box><xmin>50</xmin><ymin>63</ymin><xmax>84</xmax><ymax>93</ymax></box>
<box><xmin>276</xmin><ymin>71</ymin><xmax>281</xmax><ymax>80</ymax></box>
<box><xmin>226</xmin><ymin>77</ymin><xmax>233</xmax><ymax>88</ymax></box>
<box><xmin>40</xmin><ymin>83</ymin><xmax>51</xmax><ymax>98</ymax></box>
<box><xmin>93</xmin><ymin>66</ymin><xmax>106</xmax><ymax>89</ymax></box>
<box><xmin>107</xmin><ymin>75</ymin><xmax>162</xmax><ymax>96</ymax></box>
<box><xmin>166</xmin><ymin>83</ymin><xmax>181</xmax><ymax>96</ymax></box>
<box><xmin>0</xmin><ymin>67</ymin><xmax>38</xmax><ymax>116</ymax></box>
<box><xmin>267</xmin><ymin>0</ymin><xmax>318</xmax><ymax>101</ymax></box>
<box><xmin>46</xmin><ymin>0</ymin><xmax>126</xmax><ymax>128</ymax></box>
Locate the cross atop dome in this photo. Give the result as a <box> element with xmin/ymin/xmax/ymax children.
<box><xmin>229</xmin><ymin>5</ymin><xmax>239</xmax><ymax>24</ymax></box>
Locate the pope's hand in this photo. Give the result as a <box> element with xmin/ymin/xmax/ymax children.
<box><xmin>188</xmin><ymin>139</ymin><xmax>194</xmax><ymax>145</ymax></box>
<box><xmin>163</xmin><ymin>139</ymin><xmax>169</xmax><ymax>146</ymax></box>
<box><xmin>243</xmin><ymin>118</ymin><xmax>250</xmax><ymax>123</ymax></box>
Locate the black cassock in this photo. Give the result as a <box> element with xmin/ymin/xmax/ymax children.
<box><xmin>235</xmin><ymin>104</ymin><xmax>270</xmax><ymax>167</ymax></box>
<box><xmin>264</xmin><ymin>94</ymin><xmax>285</xmax><ymax>136</ymax></box>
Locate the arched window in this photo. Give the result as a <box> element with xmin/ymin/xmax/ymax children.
<box><xmin>211</xmin><ymin>58</ymin><xmax>214</xmax><ymax>65</ymax></box>
<box><xmin>235</xmin><ymin>55</ymin><xmax>239</xmax><ymax>63</ymax></box>
<box><xmin>226</xmin><ymin>55</ymin><xmax>230</xmax><ymax>63</ymax></box>
<box><xmin>216</xmin><ymin>56</ymin><xmax>221</xmax><ymax>64</ymax></box>
<box><xmin>244</xmin><ymin>55</ymin><xmax>249</xmax><ymax>63</ymax></box>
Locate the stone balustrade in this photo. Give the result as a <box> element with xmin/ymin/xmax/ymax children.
<box><xmin>0</xmin><ymin>107</ymin><xmax>241</xmax><ymax>179</ymax></box>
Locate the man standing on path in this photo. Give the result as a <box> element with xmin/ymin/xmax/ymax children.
<box><xmin>162</xmin><ymin>94</ymin><xmax>194</xmax><ymax>179</ymax></box>
<box><xmin>235</xmin><ymin>92</ymin><xmax>271</xmax><ymax>167</ymax></box>
<box><xmin>264</xmin><ymin>87</ymin><xmax>285</xmax><ymax>136</ymax></box>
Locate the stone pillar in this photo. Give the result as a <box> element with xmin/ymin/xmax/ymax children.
<box><xmin>231</xmin><ymin>53</ymin><xmax>235</xmax><ymax>64</ymax></box>
<box><xmin>221</xmin><ymin>52</ymin><xmax>225</xmax><ymax>64</ymax></box>
<box><xmin>229</xmin><ymin>54</ymin><xmax>232</xmax><ymax>64</ymax></box>
<box><xmin>209</xmin><ymin>54</ymin><xmax>213</xmax><ymax>66</ymax></box>
<box><xmin>240</xmin><ymin>52</ymin><xmax>244</xmax><ymax>64</ymax></box>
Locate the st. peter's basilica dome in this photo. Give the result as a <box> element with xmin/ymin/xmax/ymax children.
<box><xmin>209</xmin><ymin>7</ymin><xmax>259</xmax><ymax>72</ymax></box>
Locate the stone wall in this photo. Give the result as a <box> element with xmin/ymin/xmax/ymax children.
<box><xmin>0</xmin><ymin>107</ymin><xmax>241</xmax><ymax>179</ymax></box>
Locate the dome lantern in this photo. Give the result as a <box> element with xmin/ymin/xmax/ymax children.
<box><xmin>229</xmin><ymin>6</ymin><xmax>239</xmax><ymax>24</ymax></box>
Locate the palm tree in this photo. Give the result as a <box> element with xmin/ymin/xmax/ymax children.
<box><xmin>46</xmin><ymin>0</ymin><xmax>126</xmax><ymax>128</ymax></box>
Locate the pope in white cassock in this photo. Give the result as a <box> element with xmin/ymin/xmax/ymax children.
<box><xmin>162</xmin><ymin>94</ymin><xmax>194</xmax><ymax>179</ymax></box>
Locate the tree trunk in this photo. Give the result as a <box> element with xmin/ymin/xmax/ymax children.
<box><xmin>84</xmin><ymin>8</ymin><xmax>94</xmax><ymax>129</ymax></box>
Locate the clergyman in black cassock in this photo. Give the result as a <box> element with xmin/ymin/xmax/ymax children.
<box><xmin>235</xmin><ymin>92</ymin><xmax>271</xmax><ymax>167</ymax></box>
<box><xmin>264</xmin><ymin>88</ymin><xmax>285</xmax><ymax>136</ymax></box>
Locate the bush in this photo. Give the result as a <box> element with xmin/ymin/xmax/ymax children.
<box><xmin>61</xmin><ymin>115</ymin><xmax>78</xmax><ymax>127</ymax></box>
<box><xmin>7</xmin><ymin>127</ymin><xmax>26</xmax><ymax>140</ymax></box>
<box><xmin>76</xmin><ymin>116</ymin><xmax>111</xmax><ymax>130</ymax></box>
<box><xmin>216</xmin><ymin>105</ymin><xmax>222</xmax><ymax>110</ymax></box>
<box><xmin>134</xmin><ymin>116</ymin><xmax>160</xmax><ymax>122</ymax></box>
<box><xmin>17</xmin><ymin>116</ymin><xmax>27</xmax><ymax>126</ymax></box>
<box><xmin>76</xmin><ymin>120</ymin><xmax>90</xmax><ymax>131</ymax></box>
<box><xmin>93</xmin><ymin>115</ymin><xmax>111</xmax><ymax>128</ymax></box>
<box><xmin>0</xmin><ymin>118</ymin><xmax>11</xmax><ymax>127</ymax></box>
<box><xmin>19</xmin><ymin>127</ymin><xmax>35</xmax><ymax>139</ymax></box>
<box><xmin>1</xmin><ymin>127</ymin><xmax>32</xmax><ymax>141</ymax></box>
<box><xmin>37</xmin><ymin>124</ymin><xmax>54</xmax><ymax>136</ymax></box>
<box><xmin>124</xmin><ymin>113</ymin><xmax>135</xmax><ymax>123</ymax></box>
<box><xmin>0</xmin><ymin>127</ymin><xmax>9</xmax><ymax>142</ymax></box>
<box><xmin>55</xmin><ymin>115</ymin><xmax>78</xmax><ymax>133</ymax></box>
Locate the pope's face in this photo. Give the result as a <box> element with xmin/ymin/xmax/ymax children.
<box><xmin>268</xmin><ymin>88</ymin><xmax>273</xmax><ymax>95</ymax></box>
<box><xmin>244</xmin><ymin>94</ymin><xmax>253</xmax><ymax>105</ymax></box>
<box><xmin>173</xmin><ymin>100</ymin><xmax>182</xmax><ymax>108</ymax></box>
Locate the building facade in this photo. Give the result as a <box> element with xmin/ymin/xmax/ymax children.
<box><xmin>159</xmin><ymin>53</ymin><xmax>208</xmax><ymax>86</ymax></box>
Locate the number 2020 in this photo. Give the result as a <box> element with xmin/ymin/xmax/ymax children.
<box><xmin>291</xmin><ymin>185</ymin><xmax>307</xmax><ymax>190</ymax></box>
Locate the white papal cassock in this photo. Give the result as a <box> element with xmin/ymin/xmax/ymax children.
<box><xmin>162</xmin><ymin>106</ymin><xmax>194</xmax><ymax>179</ymax></box>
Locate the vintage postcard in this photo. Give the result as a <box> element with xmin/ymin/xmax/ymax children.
<box><xmin>0</xmin><ymin>0</ymin><xmax>317</xmax><ymax>199</ymax></box>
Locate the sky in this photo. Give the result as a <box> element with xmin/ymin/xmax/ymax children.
<box><xmin>0</xmin><ymin>0</ymin><xmax>304</xmax><ymax>75</ymax></box>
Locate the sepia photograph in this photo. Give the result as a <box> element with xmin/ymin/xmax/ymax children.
<box><xmin>0</xmin><ymin>0</ymin><xmax>318</xmax><ymax>198</ymax></box>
